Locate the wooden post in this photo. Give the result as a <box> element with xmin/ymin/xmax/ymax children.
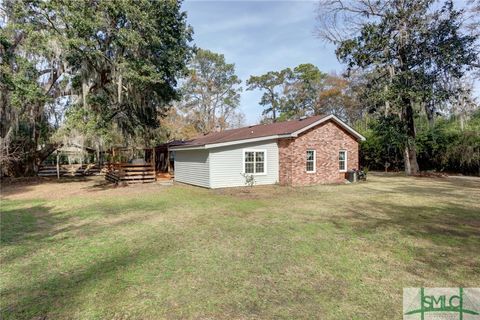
<box><xmin>152</xmin><ymin>148</ymin><xmax>157</xmax><ymax>181</ymax></box>
<box><xmin>56</xmin><ymin>150</ymin><xmax>60</xmax><ymax>179</ymax></box>
<box><xmin>167</xmin><ymin>147</ymin><xmax>171</xmax><ymax>174</ymax></box>
<box><xmin>80</xmin><ymin>145</ymin><xmax>83</xmax><ymax>169</ymax></box>
<box><xmin>96</xmin><ymin>144</ymin><xmax>100</xmax><ymax>166</ymax></box>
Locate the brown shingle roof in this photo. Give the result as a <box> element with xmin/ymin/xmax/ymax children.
<box><xmin>179</xmin><ymin>115</ymin><xmax>328</xmax><ymax>147</ymax></box>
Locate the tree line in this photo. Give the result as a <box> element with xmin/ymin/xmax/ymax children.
<box><xmin>1</xmin><ymin>0</ymin><xmax>479</xmax><ymax>177</ymax></box>
<box><xmin>243</xmin><ymin>0</ymin><xmax>479</xmax><ymax>175</ymax></box>
<box><xmin>320</xmin><ymin>0</ymin><xmax>479</xmax><ymax>175</ymax></box>
<box><xmin>1</xmin><ymin>0</ymin><xmax>193</xmax><ymax>176</ymax></box>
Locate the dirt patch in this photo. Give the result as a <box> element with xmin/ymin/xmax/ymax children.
<box><xmin>1</xmin><ymin>176</ymin><xmax>170</xmax><ymax>201</ymax></box>
<box><xmin>213</xmin><ymin>185</ymin><xmax>282</xmax><ymax>199</ymax></box>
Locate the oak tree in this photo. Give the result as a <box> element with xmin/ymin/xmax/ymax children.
<box><xmin>317</xmin><ymin>0</ymin><xmax>478</xmax><ymax>174</ymax></box>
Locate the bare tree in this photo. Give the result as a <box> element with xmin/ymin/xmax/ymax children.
<box><xmin>316</xmin><ymin>0</ymin><xmax>387</xmax><ymax>44</ymax></box>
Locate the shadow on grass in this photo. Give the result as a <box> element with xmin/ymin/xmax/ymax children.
<box><xmin>1</xmin><ymin>199</ymin><xmax>179</xmax><ymax>319</ymax></box>
<box><xmin>1</xmin><ymin>238</ymin><xmax>179</xmax><ymax>319</ymax></box>
<box><xmin>331</xmin><ymin>202</ymin><xmax>480</xmax><ymax>286</ymax></box>
<box><xmin>0</xmin><ymin>197</ymin><xmax>170</xmax><ymax>266</ymax></box>
<box><xmin>379</xmin><ymin>172</ymin><xmax>479</xmax><ymax>187</ymax></box>
<box><xmin>395</xmin><ymin>178</ymin><xmax>480</xmax><ymax>198</ymax></box>
<box><xmin>85</xmin><ymin>180</ymin><xmax>121</xmax><ymax>191</ymax></box>
<box><xmin>0</xmin><ymin>204</ymin><xmax>59</xmax><ymax>245</ymax></box>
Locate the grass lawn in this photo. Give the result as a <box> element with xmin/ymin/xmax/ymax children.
<box><xmin>1</xmin><ymin>173</ymin><xmax>479</xmax><ymax>319</ymax></box>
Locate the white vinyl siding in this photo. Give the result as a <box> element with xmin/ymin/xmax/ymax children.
<box><xmin>209</xmin><ymin>140</ymin><xmax>279</xmax><ymax>188</ymax></box>
<box><xmin>174</xmin><ymin>149</ymin><xmax>210</xmax><ymax>188</ymax></box>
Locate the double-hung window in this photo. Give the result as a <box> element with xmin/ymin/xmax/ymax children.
<box><xmin>339</xmin><ymin>150</ymin><xmax>347</xmax><ymax>172</ymax></box>
<box><xmin>244</xmin><ymin>150</ymin><xmax>265</xmax><ymax>174</ymax></box>
<box><xmin>306</xmin><ymin>150</ymin><xmax>316</xmax><ymax>173</ymax></box>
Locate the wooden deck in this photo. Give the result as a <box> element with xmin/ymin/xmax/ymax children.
<box><xmin>105</xmin><ymin>163</ymin><xmax>156</xmax><ymax>184</ymax></box>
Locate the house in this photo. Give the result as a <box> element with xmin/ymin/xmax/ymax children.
<box><xmin>170</xmin><ymin>114</ymin><xmax>366</xmax><ymax>188</ymax></box>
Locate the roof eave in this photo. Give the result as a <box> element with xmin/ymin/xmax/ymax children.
<box><xmin>171</xmin><ymin>134</ymin><xmax>292</xmax><ymax>151</ymax></box>
<box><xmin>171</xmin><ymin>115</ymin><xmax>366</xmax><ymax>151</ymax></box>
<box><xmin>169</xmin><ymin>145</ymin><xmax>207</xmax><ymax>151</ymax></box>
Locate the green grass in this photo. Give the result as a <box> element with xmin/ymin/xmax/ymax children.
<box><xmin>1</xmin><ymin>173</ymin><xmax>479</xmax><ymax>319</ymax></box>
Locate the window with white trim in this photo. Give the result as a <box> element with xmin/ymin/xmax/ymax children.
<box><xmin>244</xmin><ymin>150</ymin><xmax>265</xmax><ymax>174</ymax></box>
<box><xmin>306</xmin><ymin>150</ymin><xmax>316</xmax><ymax>173</ymax></box>
<box><xmin>339</xmin><ymin>150</ymin><xmax>347</xmax><ymax>172</ymax></box>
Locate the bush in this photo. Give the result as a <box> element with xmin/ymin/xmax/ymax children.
<box><xmin>358</xmin><ymin>112</ymin><xmax>480</xmax><ymax>176</ymax></box>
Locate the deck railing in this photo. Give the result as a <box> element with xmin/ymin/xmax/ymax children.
<box><xmin>38</xmin><ymin>164</ymin><xmax>104</xmax><ymax>177</ymax></box>
<box><xmin>105</xmin><ymin>163</ymin><xmax>156</xmax><ymax>184</ymax></box>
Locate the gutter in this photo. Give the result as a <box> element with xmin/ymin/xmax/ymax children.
<box><xmin>170</xmin><ymin>134</ymin><xmax>292</xmax><ymax>151</ymax></box>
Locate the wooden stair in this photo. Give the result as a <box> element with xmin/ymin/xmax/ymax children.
<box><xmin>105</xmin><ymin>163</ymin><xmax>156</xmax><ymax>184</ymax></box>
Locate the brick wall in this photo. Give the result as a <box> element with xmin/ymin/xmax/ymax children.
<box><xmin>278</xmin><ymin>120</ymin><xmax>359</xmax><ymax>186</ymax></box>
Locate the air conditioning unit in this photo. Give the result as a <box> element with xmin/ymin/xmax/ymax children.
<box><xmin>345</xmin><ymin>170</ymin><xmax>357</xmax><ymax>183</ymax></box>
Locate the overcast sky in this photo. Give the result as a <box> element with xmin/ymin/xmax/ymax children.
<box><xmin>182</xmin><ymin>0</ymin><xmax>478</xmax><ymax>125</ymax></box>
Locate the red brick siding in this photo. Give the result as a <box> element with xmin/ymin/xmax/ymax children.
<box><xmin>278</xmin><ymin>120</ymin><xmax>359</xmax><ymax>186</ymax></box>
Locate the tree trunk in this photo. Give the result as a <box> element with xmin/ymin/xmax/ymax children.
<box><xmin>23</xmin><ymin>156</ymin><xmax>37</xmax><ymax>176</ymax></box>
<box><xmin>402</xmin><ymin>99</ymin><xmax>419</xmax><ymax>175</ymax></box>
<box><xmin>403</xmin><ymin>143</ymin><xmax>419</xmax><ymax>175</ymax></box>
<box><xmin>18</xmin><ymin>142</ymin><xmax>59</xmax><ymax>177</ymax></box>
<box><xmin>270</xmin><ymin>90</ymin><xmax>277</xmax><ymax>122</ymax></box>
<box><xmin>424</xmin><ymin>102</ymin><xmax>435</xmax><ymax>128</ymax></box>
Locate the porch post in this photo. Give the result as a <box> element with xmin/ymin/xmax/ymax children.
<box><xmin>56</xmin><ymin>150</ymin><xmax>60</xmax><ymax>179</ymax></box>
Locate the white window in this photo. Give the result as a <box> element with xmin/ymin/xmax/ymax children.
<box><xmin>244</xmin><ymin>150</ymin><xmax>266</xmax><ymax>175</ymax></box>
<box><xmin>339</xmin><ymin>150</ymin><xmax>347</xmax><ymax>172</ymax></box>
<box><xmin>306</xmin><ymin>150</ymin><xmax>316</xmax><ymax>173</ymax></box>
